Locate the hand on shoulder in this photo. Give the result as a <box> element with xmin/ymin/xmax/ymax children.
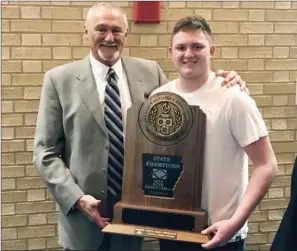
<box><xmin>216</xmin><ymin>70</ymin><xmax>249</xmax><ymax>95</ymax></box>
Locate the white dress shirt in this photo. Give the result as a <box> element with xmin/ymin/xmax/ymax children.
<box><xmin>89</xmin><ymin>53</ymin><xmax>132</xmax><ymax>134</ymax></box>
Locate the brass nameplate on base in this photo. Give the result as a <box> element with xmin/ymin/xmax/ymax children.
<box><xmin>134</xmin><ymin>227</ymin><xmax>177</xmax><ymax>240</ymax></box>
<box><xmin>103</xmin><ymin>224</ymin><xmax>210</xmax><ymax>243</ymax></box>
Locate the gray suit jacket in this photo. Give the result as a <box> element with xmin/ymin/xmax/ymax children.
<box><xmin>33</xmin><ymin>56</ymin><xmax>167</xmax><ymax>250</ymax></box>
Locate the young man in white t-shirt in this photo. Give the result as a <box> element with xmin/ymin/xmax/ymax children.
<box><xmin>153</xmin><ymin>16</ymin><xmax>277</xmax><ymax>251</ymax></box>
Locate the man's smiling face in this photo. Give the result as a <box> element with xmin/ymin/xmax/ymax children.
<box><xmin>84</xmin><ymin>8</ymin><xmax>127</xmax><ymax>66</ymax></box>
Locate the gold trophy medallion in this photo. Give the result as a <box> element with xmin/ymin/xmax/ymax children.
<box><xmin>139</xmin><ymin>92</ymin><xmax>193</xmax><ymax>146</ymax></box>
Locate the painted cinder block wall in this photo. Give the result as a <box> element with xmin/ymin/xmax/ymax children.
<box><xmin>1</xmin><ymin>1</ymin><xmax>297</xmax><ymax>250</ymax></box>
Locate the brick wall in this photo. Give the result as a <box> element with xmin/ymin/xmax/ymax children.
<box><xmin>1</xmin><ymin>1</ymin><xmax>297</xmax><ymax>250</ymax></box>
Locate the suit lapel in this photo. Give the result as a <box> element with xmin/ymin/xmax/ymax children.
<box><xmin>75</xmin><ymin>56</ymin><xmax>145</xmax><ymax>136</ymax></box>
<box><xmin>122</xmin><ymin>57</ymin><xmax>145</xmax><ymax>103</ymax></box>
<box><xmin>75</xmin><ymin>56</ymin><xmax>108</xmax><ymax>137</ymax></box>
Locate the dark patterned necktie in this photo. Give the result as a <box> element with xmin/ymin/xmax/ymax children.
<box><xmin>104</xmin><ymin>68</ymin><xmax>124</xmax><ymax>196</ymax></box>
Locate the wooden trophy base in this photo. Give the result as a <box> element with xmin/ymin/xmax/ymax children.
<box><xmin>102</xmin><ymin>202</ymin><xmax>210</xmax><ymax>244</ymax></box>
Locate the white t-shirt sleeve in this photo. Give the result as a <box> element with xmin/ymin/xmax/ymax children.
<box><xmin>229</xmin><ymin>92</ymin><xmax>268</xmax><ymax>148</ymax></box>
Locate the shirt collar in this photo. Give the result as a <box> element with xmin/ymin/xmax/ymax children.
<box><xmin>89</xmin><ymin>52</ymin><xmax>124</xmax><ymax>82</ymax></box>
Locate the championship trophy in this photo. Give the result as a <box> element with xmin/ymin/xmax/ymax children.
<box><xmin>102</xmin><ymin>92</ymin><xmax>209</xmax><ymax>243</ymax></box>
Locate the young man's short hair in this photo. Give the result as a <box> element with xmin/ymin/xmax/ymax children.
<box><xmin>172</xmin><ymin>16</ymin><xmax>212</xmax><ymax>44</ymax></box>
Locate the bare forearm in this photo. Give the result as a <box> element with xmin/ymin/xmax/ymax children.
<box><xmin>231</xmin><ymin>162</ymin><xmax>276</xmax><ymax>229</ymax></box>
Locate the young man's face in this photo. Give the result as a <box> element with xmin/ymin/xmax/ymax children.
<box><xmin>170</xmin><ymin>29</ymin><xmax>215</xmax><ymax>80</ymax></box>
<box><xmin>84</xmin><ymin>8</ymin><xmax>127</xmax><ymax>66</ymax></box>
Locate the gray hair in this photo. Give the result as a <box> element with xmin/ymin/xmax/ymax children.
<box><xmin>85</xmin><ymin>3</ymin><xmax>129</xmax><ymax>31</ymax></box>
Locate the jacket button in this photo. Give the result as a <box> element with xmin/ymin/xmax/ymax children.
<box><xmin>104</xmin><ymin>145</ymin><xmax>109</xmax><ymax>150</ymax></box>
<box><xmin>101</xmin><ymin>191</ymin><xmax>105</xmax><ymax>195</ymax></box>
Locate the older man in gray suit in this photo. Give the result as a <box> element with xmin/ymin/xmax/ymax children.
<box><xmin>34</xmin><ymin>3</ymin><xmax>246</xmax><ymax>251</ymax></box>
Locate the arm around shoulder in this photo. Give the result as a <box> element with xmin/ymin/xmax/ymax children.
<box><xmin>34</xmin><ymin>71</ymin><xmax>84</xmax><ymax>215</ymax></box>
